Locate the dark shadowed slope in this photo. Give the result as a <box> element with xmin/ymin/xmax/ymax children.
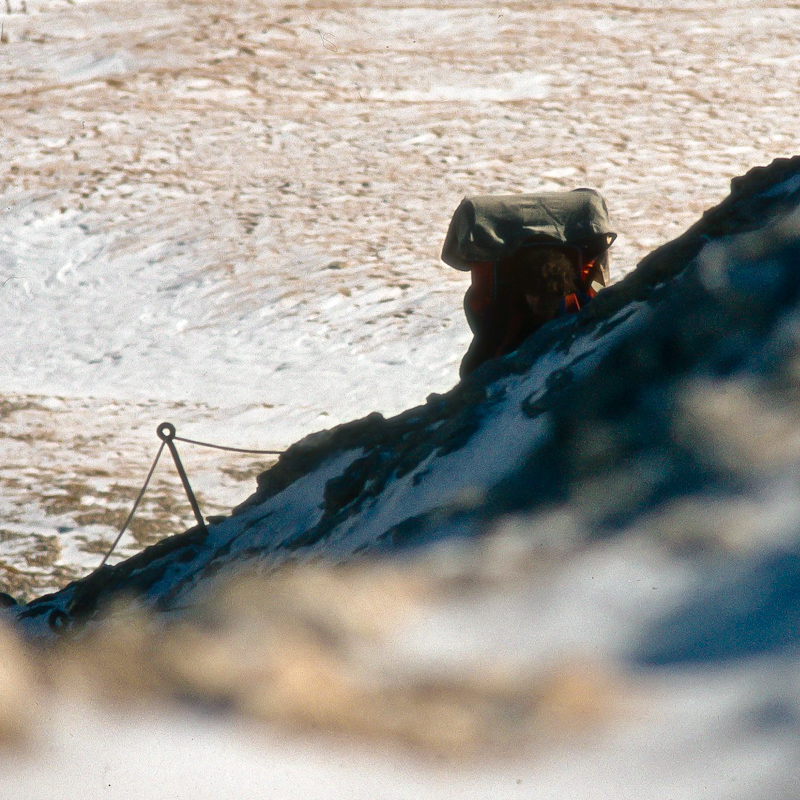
<box><xmin>15</xmin><ymin>156</ymin><xmax>800</xmax><ymax>639</ymax></box>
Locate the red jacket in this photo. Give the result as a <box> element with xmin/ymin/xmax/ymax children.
<box><xmin>460</xmin><ymin>259</ymin><xmax>598</xmax><ymax>378</ymax></box>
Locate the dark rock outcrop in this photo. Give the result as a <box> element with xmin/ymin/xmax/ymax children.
<box><xmin>15</xmin><ymin>156</ymin><xmax>800</xmax><ymax>639</ymax></box>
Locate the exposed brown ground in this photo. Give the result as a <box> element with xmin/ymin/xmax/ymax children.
<box><xmin>0</xmin><ymin>394</ymin><xmax>276</xmax><ymax>599</ymax></box>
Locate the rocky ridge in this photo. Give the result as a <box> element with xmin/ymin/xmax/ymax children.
<box><xmin>14</xmin><ymin>156</ymin><xmax>800</xmax><ymax>642</ymax></box>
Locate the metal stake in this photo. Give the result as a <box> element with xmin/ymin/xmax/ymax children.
<box><xmin>157</xmin><ymin>422</ymin><xmax>209</xmax><ymax>535</ymax></box>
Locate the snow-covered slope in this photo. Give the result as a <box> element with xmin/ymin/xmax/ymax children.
<box><xmin>16</xmin><ymin>156</ymin><xmax>800</xmax><ymax>640</ymax></box>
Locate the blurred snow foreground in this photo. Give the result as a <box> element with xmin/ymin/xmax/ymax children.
<box><xmin>6</xmin><ymin>157</ymin><xmax>800</xmax><ymax>796</ymax></box>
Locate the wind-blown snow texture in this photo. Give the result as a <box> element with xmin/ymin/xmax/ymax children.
<box><xmin>17</xmin><ymin>156</ymin><xmax>800</xmax><ymax>644</ymax></box>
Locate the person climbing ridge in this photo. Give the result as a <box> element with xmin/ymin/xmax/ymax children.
<box><xmin>441</xmin><ymin>189</ymin><xmax>616</xmax><ymax>377</ymax></box>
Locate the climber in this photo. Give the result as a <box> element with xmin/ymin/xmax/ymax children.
<box><xmin>441</xmin><ymin>188</ymin><xmax>616</xmax><ymax>378</ymax></box>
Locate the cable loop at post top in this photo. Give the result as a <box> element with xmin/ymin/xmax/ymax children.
<box><xmin>157</xmin><ymin>422</ymin><xmax>177</xmax><ymax>442</ymax></box>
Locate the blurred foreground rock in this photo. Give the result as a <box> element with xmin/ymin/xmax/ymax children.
<box><xmin>40</xmin><ymin>549</ymin><xmax>620</xmax><ymax>757</ymax></box>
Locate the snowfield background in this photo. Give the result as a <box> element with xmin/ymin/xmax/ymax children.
<box><xmin>3</xmin><ymin>0</ymin><xmax>800</xmax><ymax>594</ymax></box>
<box><xmin>3</xmin><ymin>0</ymin><xmax>800</xmax><ymax>797</ymax></box>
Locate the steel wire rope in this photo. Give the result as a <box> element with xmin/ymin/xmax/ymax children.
<box><xmin>172</xmin><ymin>434</ymin><xmax>284</xmax><ymax>455</ymax></box>
<box><xmin>99</xmin><ymin>441</ymin><xmax>165</xmax><ymax>567</ymax></box>
<box><xmin>98</xmin><ymin>424</ymin><xmax>285</xmax><ymax>567</ymax></box>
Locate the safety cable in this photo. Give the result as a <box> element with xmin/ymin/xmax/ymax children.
<box><xmin>98</xmin><ymin>422</ymin><xmax>284</xmax><ymax>568</ymax></box>
<box><xmin>99</xmin><ymin>440</ymin><xmax>165</xmax><ymax>567</ymax></box>
<box><xmin>172</xmin><ymin>434</ymin><xmax>283</xmax><ymax>455</ymax></box>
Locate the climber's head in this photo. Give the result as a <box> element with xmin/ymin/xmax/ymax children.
<box><xmin>506</xmin><ymin>231</ymin><xmax>616</xmax><ymax>320</ymax></box>
<box><xmin>506</xmin><ymin>244</ymin><xmax>580</xmax><ymax>321</ymax></box>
